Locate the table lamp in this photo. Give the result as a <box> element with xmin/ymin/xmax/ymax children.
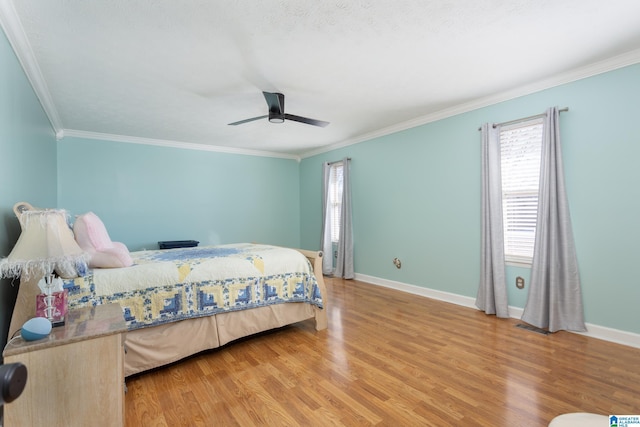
<box><xmin>0</xmin><ymin>208</ymin><xmax>87</xmax><ymax>326</ymax></box>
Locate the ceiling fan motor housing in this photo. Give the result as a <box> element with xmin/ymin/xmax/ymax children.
<box><xmin>268</xmin><ymin>93</ymin><xmax>285</xmax><ymax>123</ymax></box>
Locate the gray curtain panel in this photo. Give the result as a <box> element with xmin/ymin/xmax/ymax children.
<box><xmin>476</xmin><ymin>123</ymin><xmax>509</xmax><ymax>318</ymax></box>
<box><xmin>320</xmin><ymin>158</ymin><xmax>354</xmax><ymax>279</ymax></box>
<box><xmin>334</xmin><ymin>158</ymin><xmax>354</xmax><ymax>279</ymax></box>
<box><xmin>521</xmin><ymin>107</ymin><xmax>586</xmax><ymax>332</ymax></box>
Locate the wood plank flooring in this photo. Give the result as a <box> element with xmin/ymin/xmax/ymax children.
<box><xmin>125</xmin><ymin>277</ymin><xmax>640</xmax><ymax>426</ymax></box>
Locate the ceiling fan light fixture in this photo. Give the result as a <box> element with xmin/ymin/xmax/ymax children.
<box><xmin>268</xmin><ymin>115</ymin><xmax>285</xmax><ymax>124</ymax></box>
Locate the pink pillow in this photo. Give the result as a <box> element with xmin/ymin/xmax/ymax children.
<box><xmin>74</xmin><ymin>212</ymin><xmax>133</xmax><ymax>268</ymax></box>
<box><xmin>74</xmin><ymin>211</ymin><xmax>111</xmax><ymax>250</ymax></box>
<box><xmin>86</xmin><ymin>242</ymin><xmax>133</xmax><ymax>269</ymax></box>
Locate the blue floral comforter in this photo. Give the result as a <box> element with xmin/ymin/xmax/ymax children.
<box><xmin>64</xmin><ymin>243</ymin><xmax>323</xmax><ymax>330</ymax></box>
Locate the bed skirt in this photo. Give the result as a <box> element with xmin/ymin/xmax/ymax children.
<box><xmin>124</xmin><ymin>301</ymin><xmax>316</xmax><ymax>376</ymax></box>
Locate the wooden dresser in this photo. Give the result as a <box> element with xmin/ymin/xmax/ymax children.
<box><xmin>3</xmin><ymin>304</ymin><xmax>126</xmax><ymax>427</ymax></box>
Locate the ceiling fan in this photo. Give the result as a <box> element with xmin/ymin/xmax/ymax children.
<box><xmin>228</xmin><ymin>92</ymin><xmax>329</xmax><ymax>127</ymax></box>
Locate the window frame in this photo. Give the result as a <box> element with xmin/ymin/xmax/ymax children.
<box><xmin>328</xmin><ymin>161</ymin><xmax>344</xmax><ymax>243</ymax></box>
<box><xmin>499</xmin><ymin>118</ymin><xmax>544</xmax><ymax>267</ymax></box>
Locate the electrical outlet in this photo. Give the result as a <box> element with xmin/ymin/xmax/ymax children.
<box><xmin>516</xmin><ymin>276</ymin><xmax>525</xmax><ymax>289</ymax></box>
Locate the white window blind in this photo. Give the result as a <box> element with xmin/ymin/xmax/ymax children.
<box><xmin>329</xmin><ymin>162</ymin><xmax>344</xmax><ymax>243</ymax></box>
<box><xmin>500</xmin><ymin>119</ymin><xmax>543</xmax><ymax>265</ymax></box>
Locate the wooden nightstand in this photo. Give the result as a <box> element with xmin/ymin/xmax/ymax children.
<box><xmin>3</xmin><ymin>304</ymin><xmax>127</xmax><ymax>427</ymax></box>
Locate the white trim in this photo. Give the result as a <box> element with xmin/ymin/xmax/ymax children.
<box><xmin>301</xmin><ymin>48</ymin><xmax>640</xmax><ymax>159</ymax></box>
<box><xmin>572</xmin><ymin>324</ymin><xmax>640</xmax><ymax>349</ymax></box>
<box><xmin>355</xmin><ymin>273</ymin><xmax>478</xmax><ymax>309</ymax></box>
<box><xmin>354</xmin><ymin>273</ymin><xmax>640</xmax><ymax>349</ymax></box>
<box><xmin>505</xmin><ymin>260</ymin><xmax>532</xmax><ymax>268</ymax></box>
<box><xmin>60</xmin><ymin>129</ymin><xmax>301</xmax><ymax>160</ymax></box>
<box><xmin>0</xmin><ymin>0</ymin><xmax>63</xmax><ymax>134</ymax></box>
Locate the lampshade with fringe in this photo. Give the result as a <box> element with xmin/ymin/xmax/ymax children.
<box><xmin>0</xmin><ymin>209</ymin><xmax>87</xmax><ymax>281</ymax></box>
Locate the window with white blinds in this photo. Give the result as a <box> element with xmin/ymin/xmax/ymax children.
<box><xmin>500</xmin><ymin>119</ymin><xmax>544</xmax><ymax>265</ymax></box>
<box><xmin>329</xmin><ymin>162</ymin><xmax>344</xmax><ymax>243</ymax></box>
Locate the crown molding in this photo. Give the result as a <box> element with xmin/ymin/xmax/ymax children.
<box><xmin>301</xmin><ymin>48</ymin><xmax>640</xmax><ymax>159</ymax></box>
<box><xmin>60</xmin><ymin>129</ymin><xmax>301</xmax><ymax>160</ymax></box>
<box><xmin>0</xmin><ymin>0</ymin><xmax>63</xmax><ymax>134</ymax></box>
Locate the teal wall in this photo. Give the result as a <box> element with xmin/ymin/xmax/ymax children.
<box><xmin>57</xmin><ymin>138</ymin><xmax>301</xmax><ymax>251</ymax></box>
<box><xmin>0</xmin><ymin>30</ymin><xmax>57</xmax><ymax>350</ymax></box>
<box><xmin>301</xmin><ymin>63</ymin><xmax>640</xmax><ymax>334</ymax></box>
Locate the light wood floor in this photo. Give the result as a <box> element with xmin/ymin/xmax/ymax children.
<box><xmin>125</xmin><ymin>277</ymin><xmax>640</xmax><ymax>426</ymax></box>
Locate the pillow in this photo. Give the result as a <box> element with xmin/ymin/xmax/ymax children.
<box><xmin>86</xmin><ymin>242</ymin><xmax>132</xmax><ymax>269</ymax></box>
<box><xmin>73</xmin><ymin>212</ymin><xmax>133</xmax><ymax>268</ymax></box>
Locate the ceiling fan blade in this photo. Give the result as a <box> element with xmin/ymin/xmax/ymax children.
<box><xmin>284</xmin><ymin>113</ymin><xmax>330</xmax><ymax>127</ymax></box>
<box><xmin>262</xmin><ymin>92</ymin><xmax>284</xmax><ymax>114</ymax></box>
<box><xmin>228</xmin><ymin>115</ymin><xmax>268</xmax><ymax>126</ymax></box>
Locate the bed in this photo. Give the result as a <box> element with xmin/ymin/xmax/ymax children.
<box><xmin>7</xmin><ymin>207</ymin><xmax>327</xmax><ymax>377</ymax></box>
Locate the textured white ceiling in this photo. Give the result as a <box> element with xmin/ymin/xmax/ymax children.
<box><xmin>3</xmin><ymin>0</ymin><xmax>640</xmax><ymax>157</ymax></box>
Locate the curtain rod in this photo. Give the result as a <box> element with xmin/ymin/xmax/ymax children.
<box><xmin>327</xmin><ymin>157</ymin><xmax>351</xmax><ymax>165</ymax></box>
<box><xmin>477</xmin><ymin>107</ymin><xmax>569</xmax><ymax>131</ymax></box>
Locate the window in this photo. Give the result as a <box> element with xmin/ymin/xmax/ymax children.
<box><xmin>500</xmin><ymin>119</ymin><xmax>544</xmax><ymax>265</ymax></box>
<box><xmin>328</xmin><ymin>161</ymin><xmax>344</xmax><ymax>243</ymax></box>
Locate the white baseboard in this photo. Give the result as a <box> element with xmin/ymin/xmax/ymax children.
<box><xmin>354</xmin><ymin>273</ymin><xmax>640</xmax><ymax>349</ymax></box>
